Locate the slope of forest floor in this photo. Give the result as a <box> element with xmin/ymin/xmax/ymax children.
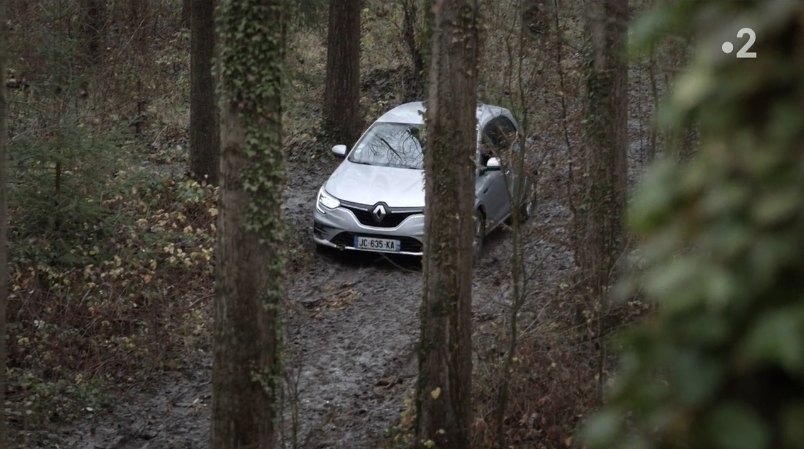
<box><xmin>10</xmin><ymin>66</ymin><xmax>656</xmax><ymax>447</ymax></box>
<box><xmin>12</xmin><ymin>138</ymin><xmax>577</xmax><ymax>448</ymax></box>
<box><xmin>10</xmin><ymin>74</ymin><xmax>657</xmax><ymax>448</ymax></box>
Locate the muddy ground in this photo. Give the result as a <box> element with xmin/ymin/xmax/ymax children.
<box><xmin>14</xmin><ymin>144</ymin><xmax>576</xmax><ymax>449</ymax></box>
<box><xmin>6</xmin><ymin>45</ymin><xmax>666</xmax><ymax>447</ymax></box>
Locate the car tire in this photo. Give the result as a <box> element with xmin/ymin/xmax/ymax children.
<box><xmin>473</xmin><ymin>209</ymin><xmax>486</xmax><ymax>262</ymax></box>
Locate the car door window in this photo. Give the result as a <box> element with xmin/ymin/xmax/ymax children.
<box><xmin>480</xmin><ymin>117</ymin><xmax>518</xmax><ymax>167</ymax></box>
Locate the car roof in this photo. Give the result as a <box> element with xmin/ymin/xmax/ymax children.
<box><xmin>375</xmin><ymin>101</ymin><xmax>514</xmax><ymax>127</ymax></box>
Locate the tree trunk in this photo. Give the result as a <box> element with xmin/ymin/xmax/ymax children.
<box><xmin>189</xmin><ymin>0</ymin><xmax>219</xmax><ymax>184</ymax></box>
<box><xmin>0</xmin><ymin>0</ymin><xmax>8</xmax><ymax>444</ymax></box>
<box><xmin>211</xmin><ymin>1</ymin><xmax>285</xmax><ymax>448</ymax></box>
<box><xmin>574</xmin><ymin>0</ymin><xmax>627</xmax><ymax>387</ymax></box>
<box><xmin>401</xmin><ymin>0</ymin><xmax>424</xmax><ymax>100</ymax></box>
<box><xmin>181</xmin><ymin>0</ymin><xmax>191</xmax><ymax>28</ymax></box>
<box><xmin>82</xmin><ymin>0</ymin><xmax>105</xmax><ymax>64</ymax></box>
<box><xmin>129</xmin><ymin>0</ymin><xmax>148</xmax><ymax>52</ymax></box>
<box><xmin>414</xmin><ymin>0</ymin><xmax>478</xmax><ymax>448</ymax></box>
<box><xmin>323</xmin><ymin>0</ymin><xmax>361</xmax><ymax>145</ymax></box>
<box><xmin>129</xmin><ymin>0</ymin><xmax>149</xmax><ymax>135</ymax></box>
<box><xmin>575</xmin><ymin>0</ymin><xmax>628</xmax><ymax>290</ymax></box>
<box><xmin>647</xmin><ymin>45</ymin><xmax>658</xmax><ymax>162</ymax></box>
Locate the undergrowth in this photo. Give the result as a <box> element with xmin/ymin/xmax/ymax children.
<box><xmin>7</xmin><ymin>173</ymin><xmax>217</xmax><ymax>427</ymax></box>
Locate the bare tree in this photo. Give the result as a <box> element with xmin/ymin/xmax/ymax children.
<box><xmin>189</xmin><ymin>0</ymin><xmax>219</xmax><ymax>184</ymax></box>
<box><xmin>415</xmin><ymin>0</ymin><xmax>479</xmax><ymax>447</ymax></box>
<box><xmin>211</xmin><ymin>0</ymin><xmax>285</xmax><ymax>447</ymax></box>
<box><xmin>0</xmin><ymin>0</ymin><xmax>8</xmax><ymax>444</ymax></box>
<box><xmin>129</xmin><ymin>0</ymin><xmax>149</xmax><ymax>135</ymax></box>
<box><xmin>323</xmin><ymin>0</ymin><xmax>362</xmax><ymax>145</ymax></box>
<box><xmin>82</xmin><ymin>0</ymin><xmax>105</xmax><ymax>64</ymax></box>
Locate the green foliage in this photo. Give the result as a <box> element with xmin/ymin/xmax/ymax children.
<box><xmin>9</xmin><ymin>105</ymin><xmax>128</xmax><ymax>267</ymax></box>
<box><xmin>7</xmin><ymin>0</ymin><xmax>137</xmax><ymax>267</ymax></box>
<box><xmin>287</xmin><ymin>0</ymin><xmax>329</xmax><ymax>29</ymax></box>
<box><xmin>5</xmin><ymin>0</ymin><xmax>211</xmax><ymax>432</ymax></box>
<box><xmin>8</xmin><ymin>66</ymin><xmax>131</xmax><ymax>265</ymax></box>
<box><xmin>7</xmin><ymin>173</ymin><xmax>217</xmax><ymax>424</ymax></box>
<box><xmin>582</xmin><ymin>1</ymin><xmax>804</xmax><ymax>448</ymax></box>
<box><xmin>6</xmin><ymin>369</ymin><xmax>112</xmax><ymax>426</ymax></box>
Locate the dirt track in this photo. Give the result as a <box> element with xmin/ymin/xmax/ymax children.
<box><xmin>19</xmin><ymin>147</ymin><xmax>574</xmax><ymax>448</ymax></box>
<box><xmin>12</xmin><ymin>56</ymin><xmax>657</xmax><ymax>448</ymax></box>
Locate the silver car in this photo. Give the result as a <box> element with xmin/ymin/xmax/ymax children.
<box><xmin>313</xmin><ymin>101</ymin><xmax>533</xmax><ymax>257</ymax></box>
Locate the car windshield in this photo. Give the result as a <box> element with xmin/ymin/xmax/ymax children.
<box><xmin>348</xmin><ymin>123</ymin><xmax>425</xmax><ymax>169</ymax></box>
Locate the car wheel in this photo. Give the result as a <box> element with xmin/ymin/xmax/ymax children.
<box><xmin>473</xmin><ymin>209</ymin><xmax>486</xmax><ymax>262</ymax></box>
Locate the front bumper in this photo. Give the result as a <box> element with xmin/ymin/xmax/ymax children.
<box><xmin>313</xmin><ymin>204</ymin><xmax>425</xmax><ymax>256</ymax></box>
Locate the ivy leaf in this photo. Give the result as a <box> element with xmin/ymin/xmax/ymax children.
<box><xmin>579</xmin><ymin>409</ymin><xmax>620</xmax><ymax>447</ymax></box>
<box><xmin>430</xmin><ymin>387</ymin><xmax>441</xmax><ymax>400</ymax></box>
<box><xmin>704</xmin><ymin>403</ymin><xmax>769</xmax><ymax>449</ymax></box>
<box><xmin>741</xmin><ymin>307</ymin><xmax>804</xmax><ymax>372</ymax></box>
<box><xmin>671</xmin><ymin>349</ymin><xmax>724</xmax><ymax>406</ymax></box>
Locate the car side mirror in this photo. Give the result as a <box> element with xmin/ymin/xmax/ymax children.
<box><xmin>332</xmin><ymin>144</ymin><xmax>347</xmax><ymax>157</ymax></box>
<box><xmin>486</xmin><ymin>157</ymin><xmax>501</xmax><ymax>171</ymax></box>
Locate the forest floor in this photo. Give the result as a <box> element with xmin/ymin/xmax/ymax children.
<box><xmin>8</xmin><ymin>44</ymin><xmax>657</xmax><ymax>444</ymax></box>
<box><xmin>16</xmin><ymin>143</ymin><xmax>575</xmax><ymax>448</ymax></box>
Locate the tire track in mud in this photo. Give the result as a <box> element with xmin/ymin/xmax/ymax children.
<box><xmin>282</xmin><ymin>157</ymin><xmax>424</xmax><ymax>447</ymax></box>
<box><xmin>285</xmin><ymin>253</ymin><xmax>421</xmax><ymax>448</ymax></box>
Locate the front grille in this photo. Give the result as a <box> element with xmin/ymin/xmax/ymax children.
<box><xmin>341</xmin><ymin>202</ymin><xmax>422</xmax><ymax>228</ymax></box>
<box><xmin>331</xmin><ymin>232</ymin><xmax>423</xmax><ymax>253</ymax></box>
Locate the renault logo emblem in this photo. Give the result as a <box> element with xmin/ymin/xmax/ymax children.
<box><xmin>372</xmin><ymin>204</ymin><xmax>387</xmax><ymax>222</ymax></box>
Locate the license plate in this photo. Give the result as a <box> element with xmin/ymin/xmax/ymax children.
<box><xmin>354</xmin><ymin>236</ymin><xmax>400</xmax><ymax>252</ymax></box>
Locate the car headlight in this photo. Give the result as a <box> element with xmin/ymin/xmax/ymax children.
<box><xmin>317</xmin><ymin>186</ymin><xmax>340</xmax><ymax>211</ymax></box>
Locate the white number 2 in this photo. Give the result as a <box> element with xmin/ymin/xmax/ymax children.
<box><xmin>736</xmin><ymin>27</ymin><xmax>757</xmax><ymax>59</ymax></box>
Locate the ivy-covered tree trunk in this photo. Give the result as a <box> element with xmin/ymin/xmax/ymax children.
<box><xmin>415</xmin><ymin>0</ymin><xmax>478</xmax><ymax>448</ymax></box>
<box><xmin>211</xmin><ymin>1</ymin><xmax>285</xmax><ymax>447</ymax></box>
<box><xmin>322</xmin><ymin>0</ymin><xmax>361</xmax><ymax>145</ymax></box>
<box><xmin>189</xmin><ymin>0</ymin><xmax>219</xmax><ymax>184</ymax></box>
<box><xmin>0</xmin><ymin>0</ymin><xmax>8</xmax><ymax>444</ymax></box>
<box><xmin>574</xmin><ymin>0</ymin><xmax>628</xmax><ymax>308</ymax></box>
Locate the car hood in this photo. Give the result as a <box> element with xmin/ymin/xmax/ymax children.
<box><xmin>325</xmin><ymin>160</ymin><xmax>425</xmax><ymax>208</ymax></box>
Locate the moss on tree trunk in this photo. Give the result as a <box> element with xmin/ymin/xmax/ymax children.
<box><xmin>211</xmin><ymin>1</ymin><xmax>285</xmax><ymax>447</ymax></box>
<box><xmin>574</xmin><ymin>0</ymin><xmax>628</xmax><ymax>312</ymax></box>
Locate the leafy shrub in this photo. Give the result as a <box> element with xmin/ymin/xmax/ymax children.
<box><xmin>9</xmin><ymin>105</ymin><xmax>128</xmax><ymax>266</ymax></box>
<box><xmin>582</xmin><ymin>1</ymin><xmax>804</xmax><ymax>448</ymax></box>
<box><xmin>7</xmin><ymin>171</ymin><xmax>218</xmax><ymax>426</ymax></box>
